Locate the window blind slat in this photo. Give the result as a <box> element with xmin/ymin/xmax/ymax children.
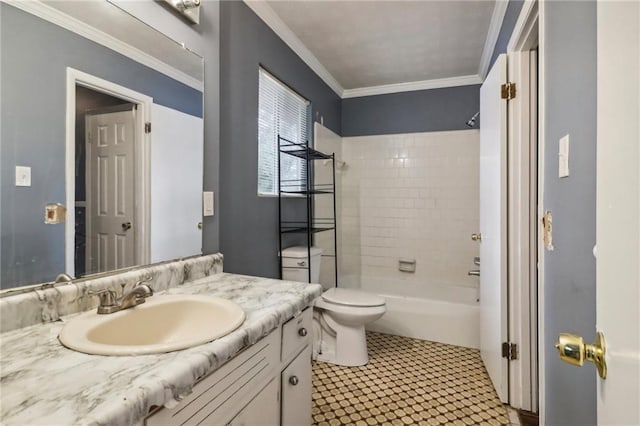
<box><xmin>258</xmin><ymin>68</ymin><xmax>309</xmax><ymax>195</ymax></box>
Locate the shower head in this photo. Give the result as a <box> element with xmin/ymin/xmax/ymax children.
<box><xmin>466</xmin><ymin>112</ymin><xmax>480</xmax><ymax>128</ymax></box>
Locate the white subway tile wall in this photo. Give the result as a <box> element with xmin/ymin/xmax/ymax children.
<box><xmin>341</xmin><ymin>130</ymin><xmax>480</xmax><ymax>304</ymax></box>
<box><xmin>314</xmin><ymin>123</ymin><xmax>344</xmax><ymax>290</ymax></box>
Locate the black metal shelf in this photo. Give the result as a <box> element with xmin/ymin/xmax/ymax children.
<box><xmin>279</xmin><ymin>180</ymin><xmax>334</xmax><ymax>195</ymax></box>
<box><xmin>280</xmin><ymin>226</ymin><xmax>336</xmax><ymax>234</ymax></box>
<box><xmin>280</xmin><ymin>147</ymin><xmax>333</xmax><ymax>160</ymax></box>
<box><xmin>277</xmin><ymin>134</ymin><xmax>338</xmax><ymax>285</ymax></box>
<box><xmin>279</xmin><ymin>136</ymin><xmax>333</xmax><ymax>160</ymax></box>
<box><xmin>280</xmin><ymin>189</ymin><xmax>334</xmax><ymax>195</ymax></box>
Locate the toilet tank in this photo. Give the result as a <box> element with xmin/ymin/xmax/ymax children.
<box><xmin>281</xmin><ymin>246</ymin><xmax>323</xmax><ymax>283</ymax></box>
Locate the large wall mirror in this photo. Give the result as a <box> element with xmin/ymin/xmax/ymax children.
<box><xmin>1</xmin><ymin>1</ymin><xmax>205</xmax><ymax>290</ymax></box>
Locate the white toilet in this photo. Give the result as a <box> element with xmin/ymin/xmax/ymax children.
<box><xmin>314</xmin><ymin>288</ymin><xmax>386</xmax><ymax>366</ymax></box>
<box><xmin>280</xmin><ymin>246</ymin><xmax>386</xmax><ymax>367</ymax></box>
<box><xmin>280</xmin><ymin>246</ymin><xmax>323</xmax><ymax>283</ymax></box>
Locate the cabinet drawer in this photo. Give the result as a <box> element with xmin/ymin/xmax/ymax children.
<box><xmin>146</xmin><ymin>329</ymin><xmax>279</xmax><ymax>426</ymax></box>
<box><xmin>281</xmin><ymin>345</ymin><xmax>312</xmax><ymax>426</ymax></box>
<box><xmin>281</xmin><ymin>308</ymin><xmax>312</xmax><ymax>364</ymax></box>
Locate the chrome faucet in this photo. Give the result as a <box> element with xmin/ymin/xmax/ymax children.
<box><xmin>55</xmin><ymin>273</ymin><xmax>73</xmax><ymax>283</ymax></box>
<box><xmin>89</xmin><ymin>276</ymin><xmax>154</xmax><ymax>314</ymax></box>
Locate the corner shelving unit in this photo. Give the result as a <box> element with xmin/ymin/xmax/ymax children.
<box><xmin>278</xmin><ymin>135</ymin><xmax>338</xmax><ymax>285</ymax></box>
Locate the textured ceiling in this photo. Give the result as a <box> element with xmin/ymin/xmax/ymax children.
<box><xmin>267</xmin><ymin>0</ymin><xmax>496</xmax><ymax>89</ymax></box>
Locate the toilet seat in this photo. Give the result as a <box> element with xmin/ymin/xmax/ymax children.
<box><xmin>321</xmin><ymin>288</ymin><xmax>385</xmax><ymax>307</ymax></box>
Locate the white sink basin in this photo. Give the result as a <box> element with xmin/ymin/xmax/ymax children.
<box><xmin>59</xmin><ymin>295</ymin><xmax>246</xmax><ymax>355</ymax></box>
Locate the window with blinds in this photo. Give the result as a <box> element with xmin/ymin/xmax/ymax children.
<box><xmin>258</xmin><ymin>68</ymin><xmax>310</xmax><ymax>196</ymax></box>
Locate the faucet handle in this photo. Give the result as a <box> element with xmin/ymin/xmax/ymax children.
<box><xmin>134</xmin><ymin>275</ymin><xmax>153</xmax><ymax>287</ymax></box>
<box><xmin>87</xmin><ymin>289</ymin><xmax>118</xmax><ymax>307</ymax></box>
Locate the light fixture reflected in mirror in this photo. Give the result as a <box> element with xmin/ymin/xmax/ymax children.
<box><xmin>164</xmin><ymin>0</ymin><xmax>201</xmax><ymax>24</ymax></box>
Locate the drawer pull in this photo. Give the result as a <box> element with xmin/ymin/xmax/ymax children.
<box><xmin>297</xmin><ymin>261</ymin><xmax>306</xmax><ymax>267</ymax></box>
<box><xmin>298</xmin><ymin>327</ymin><xmax>308</xmax><ymax>337</ymax></box>
<box><xmin>289</xmin><ymin>376</ymin><xmax>299</xmax><ymax>386</ymax></box>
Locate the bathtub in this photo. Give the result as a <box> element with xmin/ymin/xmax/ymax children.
<box><xmin>366</xmin><ymin>294</ymin><xmax>480</xmax><ymax>349</ymax></box>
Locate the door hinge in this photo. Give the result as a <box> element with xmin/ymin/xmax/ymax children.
<box><xmin>145</xmin><ymin>122</ymin><xmax>151</xmax><ymax>134</ymax></box>
<box><xmin>501</xmin><ymin>82</ymin><xmax>516</xmax><ymax>100</ymax></box>
<box><xmin>502</xmin><ymin>342</ymin><xmax>518</xmax><ymax>360</ymax></box>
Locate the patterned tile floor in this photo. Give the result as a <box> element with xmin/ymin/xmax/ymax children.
<box><xmin>312</xmin><ymin>332</ymin><xmax>510</xmax><ymax>426</ymax></box>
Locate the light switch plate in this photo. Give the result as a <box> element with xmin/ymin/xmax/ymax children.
<box><xmin>15</xmin><ymin>166</ymin><xmax>31</xmax><ymax>187</ymax></box>
<box><xmin>558</xmin><ymin>134</ymin><xmax>570</xmax><ymax>178</ymax></box>
<box><xmin>203</xmin><ymin>191</ymin><xmax>214</xmax><ymax>216</ymax></box>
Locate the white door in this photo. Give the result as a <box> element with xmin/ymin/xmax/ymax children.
<box><xmin>149</xmin><ymin>103</ymin><xmax>203</xmax><ymax>262</ymax></box>
<box><xmin>479</xmin><ymin>54</ymin><xmax>509</xmax><ymax>402</ymax></box>
<box><xmin>85</xmin><ymin>107</ymin><xmax>136</xmax><ymax>273</ymax></box>
<box><xmin>596</xmin><ymin>1</ymin><xmax>640</xmax><ymax>424</ymax></box>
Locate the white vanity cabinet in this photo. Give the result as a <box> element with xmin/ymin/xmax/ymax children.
<box><xmin>280</xmin><ymin>308</ymin><xmax>313</xmax><ymax>426</ymax></box>
<box><xmin>281</xmin><ymin>345</ymin><xmax>312</xmax><ymax>426</ymax></box>
<box><xmin>144</xmin><ymin>307</ymin><xmax>313</xmax><ymax>426</ymax></box>
<box><xmin>145</xmin><ymin>329</ymin><xmax>280</xmax><ymax>425</ymax></box>
<box><xmin>228</xmin><ymin>378</ymin><xmax>280</xmax><ymax>426</ymax></box>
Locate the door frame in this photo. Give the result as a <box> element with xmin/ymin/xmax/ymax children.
<box><xmin>505</xmin><ymin>0</ymin><xmax>543</xmax><ymax>415</ymax></box>
<box><xmin>65</xmin><ymin>67</ymin><xmax>152</xmax><ymax>276</ymax></box>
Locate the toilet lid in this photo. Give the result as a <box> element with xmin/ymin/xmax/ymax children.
<box><xmin>321</xmin><ymin>288</ymin><xmax>385</xmax><ymax>307</ymax></box>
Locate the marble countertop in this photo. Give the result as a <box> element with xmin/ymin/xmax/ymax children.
<box><xmin>0</xmin><ymin>273</ymin><xmax>322</xmax><ymax>426</ymax></box>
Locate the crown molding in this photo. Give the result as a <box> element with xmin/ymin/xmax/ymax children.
<box><xmin>342</xmin><ymin>75</ymin><xmax>482</xmax><ymax>99</ymax></box>
<box><xmin>243</xmin><ymin>0</ymin><xmax>344</xmax><ymax>97</ymax></box>
<box><xmin>478</xmin><ymin>0</ymin><xmax>509</xmax><ymax>80</ymax></box>
<box><xmin>5</xmin><ymin>0</ymin><xmax>203</xmax><ymax>92</ymax></box>
<box><xmin>507</xmin><ymin>0</ymin><xmax>538</xmax><ymax>53</ymax></box>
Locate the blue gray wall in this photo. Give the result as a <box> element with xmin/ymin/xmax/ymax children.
<box><xmin>342</xmin><ymin>85</ymin><xmax>480</xmax><ymax>137</ymax></box>
<box><xmin>219</xmin><ymin>1</ymin><xmax>341</xmax><ymax>279</ymax></box>
<box><xmin>0</xmin><ymin>3</ymin><xmax>203</xmax><ymax>288</ymax></box>
<box><xmin>489</xmin><ymin>0</ymin><xmax>525</xmax><ymax>69</ymax></box>
<box><xmin>199</xmin><ymin>2</ymin><xmax>221</xmax><ymax>258</ymax></box>
<box><xmin>543</xmin><ymin>2</ymin><xmax>597</xmax><ymax>424</ymax></box>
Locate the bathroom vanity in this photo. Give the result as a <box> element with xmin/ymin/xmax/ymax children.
<box><xmin>0</xmin><ymin>255</ymin><xmax>321</xmax><ymax>426</ymax></box>
<box><xmin>145</xmin><ymin>308</ymin><xmax>313</xmax><ymax>425</ymax></box>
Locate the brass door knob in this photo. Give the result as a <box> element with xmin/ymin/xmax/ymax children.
<box><xmin>471</xmin><ymin>233</ymin><xmax>482</xmax><ymax>241</ymax></box>
<box><xmin>555</xmin><ymin>332</ymin><xmax>607</xmax><ymax>379</ymax></box>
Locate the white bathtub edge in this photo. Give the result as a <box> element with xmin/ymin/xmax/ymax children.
<box><xmin>366</xmin><ymin>294</ymin><xmax>480</xmax><ymax>349</ymax></box>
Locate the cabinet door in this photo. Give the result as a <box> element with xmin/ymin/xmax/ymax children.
<box><xmin>281</xmin><ymin>345</ymin><xmax>312</xmax><ymax>426</ymax></box>
<box><xmin>230</xmin><ymin>378</ymin><xmax>279</xmax><ymax>426</ymax></box>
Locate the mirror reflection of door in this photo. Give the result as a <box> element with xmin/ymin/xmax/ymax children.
<box><xmin>75</xmin><ymin>87</ymin><xmax>137</xmax><ymax>276</ymax></box>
